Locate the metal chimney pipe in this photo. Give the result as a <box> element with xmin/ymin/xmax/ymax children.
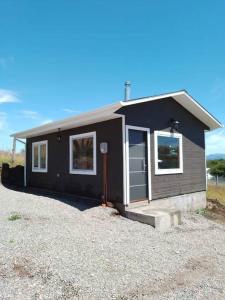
<box><xmin>124</xmin><ymin>81</ymin><xmax>131</xmax><ymax>101</ymax></box>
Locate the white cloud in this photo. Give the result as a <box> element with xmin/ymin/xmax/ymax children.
<box><xmin>0</xmin><ymin>89</ymin><xmax>19</xmax><ymax>104</ymax></box>
<box><xmin>20</xmin><ymin>110</ymin><xmax>40</xmax><ymax>120</ymax></box>
<box><xmin>40</xmin><ymin>119</ymin><xmax>53</xmax><ymax>125</ymax></box>
<box><xmin>206</xmin><ymin>128</ymin><xmax>225</xmax><ymax>155</ymax></box>
<box><xmin>63</xmin><ymin>108</ymin><xmax>81</xmax><ymax>114</ymax></box>
<box><xmin>20</xmin><ymin>110</ymin><xmax>53</xmax><ymax>125</ymax></box>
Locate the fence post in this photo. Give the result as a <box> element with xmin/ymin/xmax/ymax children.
<box><xmin>216</xmin><ymin>175</ymin><xmax>218</xmax><ymax>185</ymax></box>
<box><xmin>11</xmin><ymin>137</ymin><xmax>16</xmax><ymax>166</ymax></box>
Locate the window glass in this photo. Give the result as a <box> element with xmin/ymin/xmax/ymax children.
<box><xmin>157</xmin><ymin>136</ymin><xmax>179</xmax><ymax>169</ymax></box>
<box><xmin>40</xmin><ymin>143</ymin><xmax>46</xmax><ymax>169</ymax></box>
<box><xmin>72</xmin><ymin>137</ymin><xmax>93</xmax><ymax>170</ymax></box>
<box><xmin>33</xmin><ymin>145</ymin><xmax>39</xmax><ymax>168</ymax></box>
<box><xmin>32</xmin><ymin>141</ymin><xmax>47</xmax><ymax>171</ymax></box>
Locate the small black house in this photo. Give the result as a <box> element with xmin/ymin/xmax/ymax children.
<box><xmin>11</xmin><ymin>90</ymin><xmax>222</xmax><ymax>212</ymax></box>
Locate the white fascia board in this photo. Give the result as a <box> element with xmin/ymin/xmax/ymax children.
<box><xmin>11</xmin><ymin>102</ymin><xmax>121</xmax><ymax>139</ymax></box>
<box><xmin>119</xmin><ymin>91</ymin><xmax>184</xmax><ymax>106</ymax></box>
<box><xmin>173</xmin><ymin>92</ymin><xmax>223</xmax><ymax>130</ymax></box>
<box><xmin>11</xmin><ymin>90</ymin><xmax>223</xmax><ymax>139</ymax></box>
<box><xmin>120</xmin><ymin>90</ymin><xmax>223</xmax><ymax>130</ymax></box>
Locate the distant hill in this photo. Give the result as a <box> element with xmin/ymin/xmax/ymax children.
<box><xmin>207</xmin><ymin>153</ymin><xmax>225</xmax><ymax>160</ymax></box>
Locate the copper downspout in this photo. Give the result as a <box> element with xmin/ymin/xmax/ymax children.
<box><xmin>102</xmin><ymin>153</ymin><xmax>108</xmax><ymax>207</ymax></box>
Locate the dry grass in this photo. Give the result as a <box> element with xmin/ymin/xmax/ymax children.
<box><xmin>0</xmin><ymin>150</ymin><xmax>24</xmax><ymax>168</ymax></box>
<box><xmin>207</xmin><ymin>183</ymin><xmax>225</xmax><ymax>206</ymax></box>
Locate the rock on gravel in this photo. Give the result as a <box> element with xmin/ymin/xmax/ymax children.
<box><xmin>0</xmin><ymin>185</ymin><xmax>225</xmax><ymax>299</ymax></box>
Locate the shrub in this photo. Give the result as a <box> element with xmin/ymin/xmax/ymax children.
<box><xmin>196</xmin><ymin>208</ymin><xmax>206</xmax><ymax>215</ymax></box>
<box><xmin>0</xmin><ymin>150</ymin><xmax>24</xmax><ymax>167</ymax></box>
<box><xmin>8</xmin><ymin>213</ymin><xmax>22</xmax><ymax>221</ymax></box>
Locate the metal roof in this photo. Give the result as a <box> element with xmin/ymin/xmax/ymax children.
<box><xmin>11</xmin><ymin>90</ymin><xmax>223</xmax><ymax>139</ymax></box>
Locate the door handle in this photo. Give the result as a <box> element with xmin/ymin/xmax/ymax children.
<box><xmin>142</xmin><ymin>159</ymin><xmax>147</xmax><ymax>171</ymax></box>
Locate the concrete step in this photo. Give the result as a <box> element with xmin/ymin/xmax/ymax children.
<box><xmin>126</xmin><ymin>200</ymin><xmax>149</xmax><ymax>209</ymax></box>
<box><xmin>125</xmin><ymin>207</ymin><xmax>182</xmax><ymax>231</ymax></box>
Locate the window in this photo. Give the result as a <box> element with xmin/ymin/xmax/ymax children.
<box><xmin>154</xmin><ymin>131</ymin><xmax>183</xmax><ymax>175</ymax></box>
<box><xmin>69</xmin><ymin>132</ymin><xmax>96</xmax><ymax>175</ymax></box>
<box><xmin>32</xmin><ymin>141</ymin><xmax>48</xmax><ymax>172</ymax></box>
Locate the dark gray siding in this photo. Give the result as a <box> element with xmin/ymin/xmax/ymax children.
<box><xmin>117</xmin><ymin>97</ymin><xmax>208</xmax><ymax>200</ymax></box>
<box><xmin>26</xmin><ymin>118</ymin><xmax>123</xmax><ymax>203</ymax></box>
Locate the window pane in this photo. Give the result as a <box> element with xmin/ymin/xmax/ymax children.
<box><xmin>72</xmin><ymin>137</ymin><xmax>93</xmax><ymax>170</ymax></box>
<box><xmin>40</xmin><ymin>144</ymin><xmax>46</xmax><ymax>169</ymax></box>
<box><xmin>33</xmin><ymin>145</ymin><xmax>39</xmax><ymax>168</ymax></box>
<box><xmin>158</xmin><ymin>136</ymin><xmax>179</xmax><ymax>169</ymax></box>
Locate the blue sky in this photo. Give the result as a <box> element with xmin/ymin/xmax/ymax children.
<box><xmin>0</xmin><ymin>0</ymin><xmax>225</xmax><ymax>154</ymax></box>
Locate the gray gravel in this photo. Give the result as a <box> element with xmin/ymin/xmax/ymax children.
<box><xmin>0</xmin><ymin>184</ymin><xmax>225</xmax><ymax>300</ymax></box>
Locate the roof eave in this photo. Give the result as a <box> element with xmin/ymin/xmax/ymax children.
<box><xmin>11</xmin><ymin>90</ymin><xmax>223</xmax><ymax>139</ymax></box>
<box><xmin>11</xmin><ymin>102</ymin><xmax>122</xmax><ymax>139</ymax></box>
<box><xmin>120</xmin><ymin>90</ymin><xmax>223</xmax><ymax>131</ymax></box>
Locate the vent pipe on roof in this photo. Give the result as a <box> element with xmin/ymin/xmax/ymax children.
<box><xmin>124</xmin><ymin>81</ymin><xmax>131</xmax><ymax>101</ymax></box>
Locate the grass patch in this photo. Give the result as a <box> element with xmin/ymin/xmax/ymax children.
<box><xmin>207</xmin><ymin>184</ymin><xmax>225</xmax><ymax>206</ymax></box>
<box><xmin>206</xmin><ymin>184</ymin><xmax>225</xmax><ymax>224</ymax></box>
<box><xmin>196</xmin><ymin>208</ymin><xmax>206</xmax><ymax>215</ymax></box>
<box><xmin>8</xmin><ymin>213</ymin><xmax>22</xmax><ymax>221</ymax></box>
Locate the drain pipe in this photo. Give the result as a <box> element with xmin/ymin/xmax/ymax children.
<box><xmin>11</xmin><ymin>137</ymin><xmax>16</xmax><ymax>166</ymax></box>
<box><xmin>100</xmin><ymin>142</ymin><xmax>108</xmax><ymax>207</ymax></box>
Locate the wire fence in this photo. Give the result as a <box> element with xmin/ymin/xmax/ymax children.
<box><xmin>208</xmin><ymin>177</ymin><xmax>225</xmax><ymax>186</ymax></box>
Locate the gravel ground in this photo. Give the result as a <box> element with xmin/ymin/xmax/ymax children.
<box><xmin>0</xmin><ymin>185</ymin><xmax>225</xmax><ymax>300</ymax></box>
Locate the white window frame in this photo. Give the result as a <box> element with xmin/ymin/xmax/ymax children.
<box><xmin>69</xmin><ymin>131</ymin><xmax>97</xmax><ymax>175</ymax></box>
<box><xmin>32</xmin><ymin>140</ymin><xmax>48</xmax><ymax>173</ymax></box>
<box><xmin>154</xmin><ymin>131</ymin><xmax>183</xmax><ymax>175</ymax></box>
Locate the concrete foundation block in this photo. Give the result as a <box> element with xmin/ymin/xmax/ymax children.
<box><xmin>126</xmin><ymin>208</ymin><xmax>181</xmax><ymax>231</ymax></box>
<box><xmin>148</xmin><ymin>191</ymin><xmax>206</xmax><ymax>212</ymax></box>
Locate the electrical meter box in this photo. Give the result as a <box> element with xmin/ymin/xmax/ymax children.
<box><xmin>100</xmin><ymin>142</ymin><xmax>108</xmax><ymax>154</ymax></box>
